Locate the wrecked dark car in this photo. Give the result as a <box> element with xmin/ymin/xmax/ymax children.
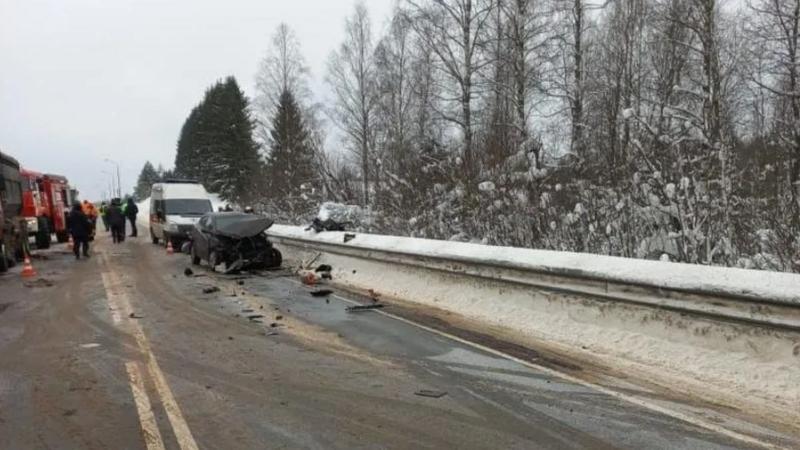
<box><xmin>190</xmin><ymin>212</ymin><xmax>282</xmax><ymax>273</ymax></box>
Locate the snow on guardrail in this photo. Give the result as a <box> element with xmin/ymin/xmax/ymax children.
<box><xmin>268</xmin><ymin>224</ymin><xmax>800</xmax><ymax>305</ymax></box>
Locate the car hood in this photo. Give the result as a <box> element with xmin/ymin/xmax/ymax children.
<box><xmin>214</xmin><ymin>216</ymin><xmax>274</xmax><ymax>239</ymax></box>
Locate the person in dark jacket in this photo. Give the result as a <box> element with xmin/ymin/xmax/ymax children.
<box><xmin>67</xmin><ymin>203</ymin><xmax>92</xmax><ymax>259</ymax></box>
<box><xmin>125</xmin><ymin>198</ymin><xmax>139</xmax><ymax>237</ymax></box>
<box><xmin>107</xmin><ymin>199</ymin><xmax>126</xmax><ymax>244</ymax></box>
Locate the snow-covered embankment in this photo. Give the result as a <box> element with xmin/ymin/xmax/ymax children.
<box><xmin>268</xmin><ymin>224</ymin><xmax>800</xmax><ymax>428</ymax></box>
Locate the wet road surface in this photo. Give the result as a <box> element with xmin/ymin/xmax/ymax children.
<box><xmin>0</xmin><ymin>233</ymin><xmax>792</xmax><ymax>449</ymax></box>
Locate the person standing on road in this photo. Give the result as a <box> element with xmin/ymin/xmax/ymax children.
<box><xmin>125</xmin><ymin>198</ymin><xmax>139</xmax><ymax>237</ymax></box>
<box><xmin>67</xmin><ymin>203</ymin><xmax>91</xmax><ymax>259</ymax></box>
<box><xmin>107</xmin><ymin>199</ymin><xmax>126</xmax><ymax>244</ymax></box>
<box><xmin>99</xmin><ymin>201</ymin><xmax>109</xmax><ymax>232</ymax></box>
<box><xmin>82</xmin><ymin>200</ymin><xmax>99</xmax><ymax>241</ymax></box>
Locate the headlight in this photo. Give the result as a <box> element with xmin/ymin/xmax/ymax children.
<box><xmin>26</xmin><ymin>217</ymin><xmax>39</xmax><ymax>232</ymax></box>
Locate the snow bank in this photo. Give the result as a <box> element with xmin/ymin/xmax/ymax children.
<box><xmin>269</xmin><ymin>225</ymin><xmax>800</xmax><ymax>305</ymax></box>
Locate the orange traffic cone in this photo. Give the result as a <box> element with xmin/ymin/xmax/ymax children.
<box><xmin>166</xmin><ymin>240</ymin><xmax>174</xmax><ymax>255</ymax></box>
<box><xmin>21</xmin><ymin>256</ymin><xmax>37</xmax><ymax>278</ymax></box>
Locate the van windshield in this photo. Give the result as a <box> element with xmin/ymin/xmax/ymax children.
<box><xmin>165</xmin><ymin>199</ymin><xmax>213</xmax><ymax>216</ymax></box>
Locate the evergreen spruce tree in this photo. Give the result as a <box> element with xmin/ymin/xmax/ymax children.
<box><xmin>134</xmin><ymin>161</ymin><xmax>160</xmax><ymax>200</ymax></box>
<box><xmin>173</xmin><ymin>77</ymin><xmax>261</xmax><ymax>204</ymax></box>
<box><xmin>265</xmin><ymin>89</ymin><xmax>317</xmax><ymax>216</ymax></box>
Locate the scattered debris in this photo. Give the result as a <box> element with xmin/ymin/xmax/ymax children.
<box><xmin>310</xmin><ymin>289</ymin><xmax>333</xmax><ymax>297</ymax></box>
<box><xmin>315</xmin><ymin>264</ymin><xmax>332</xmax><ymax>273</ymax></box>
<box><xmin>264</xmin><ymin>331</ymin><xmax>279</xmax><ymax>337</ymax></box>
<box><xmin>23</xmin><ymin>278</ymin><xmax>54</xmax><ymax>288</ymax></box>
<box><xmin>247</xmin><ymin>314</ymin><xmax>264</xmax><ymax>321</ymax></box>
<box><xmin>228</xmin><ymin>336</ymin><xmax>234</xmax><ymax>340</ymax></box>
<box><xmin>344</xmin><ymin>233</ymin><xmax>356</xmax><ymax>243</ymax></box>
<box><xmin>63</xmin><ymin>409</ymin><xmax>77</xmax><ymax>417</ymax></box>
<box><xmin>184</xmin><ymin>268</ymin><xmax>194</xmax><ymax>277</ymax></box>
<box><xmin>414</xmin><ymin>389</ymin><xmax>447</xmax><ymax>399</ymax></box>
<box><xmin>192</xmin><ymin>273</ymin><xmax>208</xmax><ymax>278</ymax></box>
<box><xmin>242</xmin><ymin>309</ymin><xmax>254</xmax><ymax>313</ymax></box>
<box><xmin>306</xmin><ymin>217</ymin><xmax>347</xmax><ymax>233</ymax></box>
<box><xmin>80</xmin><ymin>343</ymin><xmax>101</xmax><ymax>349</ymax></box>
<box><xmin>346</xmin><ymin>304</ymin><xmax>384</xmax><ymax>312</ymax></box>
<box><xmin>269</xmin><ymin>322</ymin><xmax>279</xmax><ymax>328</ymax></box>
<box><xmin>368</xmin><ymin>289</ymin><xmax>381</xmax><ymax>300</ymax></box>
<box><xmin>301</xmin><ymin>272</ymin><xmax>318</xmax><ymax>286</ymax></box>
<box><xmin>202</xmin><ymin>286</ymin><xmax>220</xmax><ymax>294</ymax></box>
<box><xmin>275</xmin><ymin>315</ymin><xmax>283</xmax><ymax>321</ymax></box>
<box><xmin>237</xmin><ymin>280</ymin><xmax>245</xmax><ymax>286</ymax></box>
<box><xmin>129</xmin><ymin>312</ymin><xmax>143</xmax><ymax>319</ymax></box>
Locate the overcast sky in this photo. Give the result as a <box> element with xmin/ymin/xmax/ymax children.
<box><xmin>0</xmin><ymin>0</ymin><xmax>394</xmax><ymax>200</ymax></box>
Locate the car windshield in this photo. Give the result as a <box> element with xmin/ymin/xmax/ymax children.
<box><xmin>165</xmin><ymin>199</ymin><xmax>212</xmax><ymax>216</ymax></box>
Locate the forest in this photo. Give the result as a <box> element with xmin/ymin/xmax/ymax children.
<box><xmin>138</xmin><ymin>0</ymin><xmax>800</xmax><ymax>273</ymax></box>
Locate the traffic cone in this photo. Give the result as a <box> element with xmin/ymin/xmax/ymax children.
<box><xmin>21</xmin><ymin>256</ymin><xmax>37</xmax><ymax>278</ymax></box>
<box><xmin>166</xmin><ymin>240</ymin><xmax>174</xmax><ymax>255</ymax></box>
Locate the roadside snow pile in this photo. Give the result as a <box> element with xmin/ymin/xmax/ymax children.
<box><xmin>269</xmin><ymin>225</ymin><xmax>800</xmax><ymax>305</ymax></box>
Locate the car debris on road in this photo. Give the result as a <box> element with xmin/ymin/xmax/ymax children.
<box><xmin>310</xmin><ymin>289</ymin><xmax>333</xmax><ymax>297</ymax></box>
<box><xmin>414</xmin><ymin>389</ymin><xmax>447</xmax><ymax>399</ymax></box>
<box><xmin>346</xmin><ymin>304</ymin><xmax>384</xmax><ymax>312</ymax></box>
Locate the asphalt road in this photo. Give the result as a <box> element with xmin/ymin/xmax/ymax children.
<box><xmin>0</xmin><ymin>232</ymin><xmax>789</xmax><ymax>449</ymax></box>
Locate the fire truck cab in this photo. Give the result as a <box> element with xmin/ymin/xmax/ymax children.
<box><xmin>21</xmin><ymin>168</ymin><xmax>52</xmax><ymax>248</ymax></box>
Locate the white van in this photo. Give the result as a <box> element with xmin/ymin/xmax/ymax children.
<box><xmin>149</xmin><ymin>180</ymin><xmax>213</xmax><ymax>246</ymax></box>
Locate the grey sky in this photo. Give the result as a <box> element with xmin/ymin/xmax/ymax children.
<box><xmin>1</xmin><ymin>0</ymin><xmax>394</xmax><ymax>200</ymax></box>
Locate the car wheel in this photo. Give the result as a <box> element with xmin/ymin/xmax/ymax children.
<box><xmin>209</xmin><ymin>250</ymin><xmax>220</xmax><ymax>271</ymax></box>
<box><xmin>36</xmin><ymin>218</ymin><xmax>51</xmax><ymax>249</ymax></box>
<box><xmin>266</xmin><ymin>248</ymin><xmax>282</xmax><ymax>268</ymax></box>
<box><xmin>0</xmin><ymin>244</ymin><xmax>8</xmax><ymax>273</ymax></box>
<box><xmin>191</xmin><ymin>244</ymin><xmax>201</xmax><ymax>265</ymax></box>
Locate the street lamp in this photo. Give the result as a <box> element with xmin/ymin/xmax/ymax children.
<box><xmin>103</xmin><ymin>158</ymin><xmax>122</xmax><ymax>198</ymax></box>
<box><xmin>101</xmin><ymin>170</ymin><xmax>115</xmax><ymax>199</ymax></box>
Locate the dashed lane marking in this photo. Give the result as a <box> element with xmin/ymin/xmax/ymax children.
<box><xmin>125</xmin><ymin>361</ymin><xmax>166</xmax><ymax>450</ymax></box>
<box><xmin>101</xmin><ymin>253</ymin><xmax>200</xmax><ymax>450</ymax></box>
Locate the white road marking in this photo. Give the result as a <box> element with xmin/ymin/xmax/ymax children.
<box><xmin>308</xmin><ymin>284</ymin><xmax>784</xmax><ymax>450</ymax></box>
<box><xmin>125</xmin><ymin>361</ymin><xmax>166</xmax><ymax>450</ymax></box>
<box><xmin>101</xmin><ymin>271</ymin><xmax>122</xmax><ymax>324</ymax></box>
<box><xmin>100</xmin><ymin>253</ymin><xmax>200</xmax><ymax>450</ymax></box>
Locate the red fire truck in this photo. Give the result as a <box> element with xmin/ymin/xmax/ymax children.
<box><xmin>20</xmin><ymin>169</ymin><xmax>72</xmax><ymax>248</ymax></box>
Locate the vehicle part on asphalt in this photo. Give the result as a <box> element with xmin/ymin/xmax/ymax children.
<box><xmin>346</xmin><ymin>304</ymin><xmax>385</xmax><ymax>312</ymax></box>
<box><xmin>414</xmin><ymin>390</ymin><xmax>448</xmax><ymax>399</ymax></box>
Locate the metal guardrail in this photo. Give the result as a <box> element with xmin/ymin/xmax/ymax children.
<box><xmin>269</xmin><ymin>232</ymin><xmax>800</xmax><ymax>333</ymax></box>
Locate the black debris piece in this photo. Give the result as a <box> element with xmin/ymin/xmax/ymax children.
<box><xmin>129</xmin><ymin>312</ymin><xmax>143</xmax><ymax>319</ymax></box>
<box><xmin>306</xmin><ymin>218</ymin><xmax>348</xmax><ymax>233</ymax></box>
<box><xmin>269</xmin><ymin>322</ymin><xmax>279</xmax><ymax>328</ymax></box>
<box><xmin>247</xmin><ymin>315</ymin><xmax>264</xmax><ymax>320</ymax></box>
<box><xmin>184</xmin><ymin>268</ymin><xmax>193</xmax><ymax>277</ymax></box>
<box><xmin>275</xmin><ymin>315</ymin><xmax>283</xmax><ymax>321</ymax></box>
<box><xmin>228</xmin><ymin>336</ymin><xmax>234</xmax><ymax>340</ymax></box>
<box><xmin>414</xmin><ymin>390</ymin><xmax>447</xmax><ymax>399</ymax></box>
<box><xmin>237</xmin><ymin>280</ymin><xmax>245</xmax><ymax>286</ymax></box>
<box><xmin>321</xmin><ymin>273</ymin><xmax>332</xmax><ymax>280</ymax></box>
<box><xmin>345</xmin><ymin>304</ymin><xmax>384</xmax><ymax>312</ymax></box>
<box><xmin>202</xmin><ymin>286</ymin><xmax>220</xmax><ymax>294</ymax></box>
<box><xmin>343</xmin><ymin>233</ymin><xmax>356</xmax><ymax>243</ymax></box>
<box><xmin>242</xmin><ymin>309</ymin><xmax>254</xmax><ymax>313</ymax></box>
<box><xmin>315</xmin><ymin>264</ymin><xmax>332</xmax><ymax>273</ymax></box>
<box><xmin>310</xmin><ymin>289</ymin><xmax>333</xmax><ymax>297</ymax></box>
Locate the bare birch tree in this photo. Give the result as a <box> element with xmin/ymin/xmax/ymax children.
<box><xmin>327</xmin><ymin>2</ymin><xmax>378</xmax><ymax>204</ymax></box>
